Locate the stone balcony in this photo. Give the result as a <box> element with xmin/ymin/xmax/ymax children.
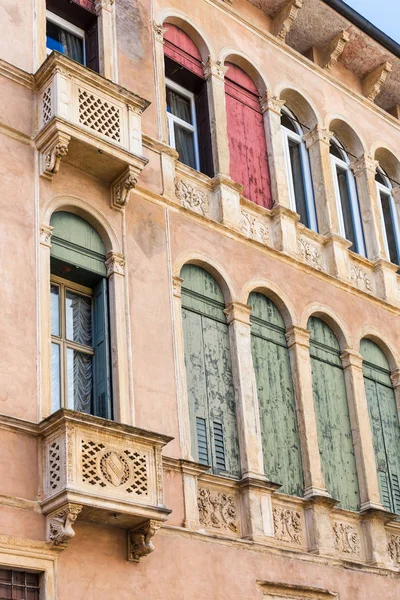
<box><xmin>39</xmin><ymin>410</ymin><xmax>172</xmax><ymax>561</ymax></box>
<box><xmin>34</xmin><ymin>52</ymin><xmax>149</xmax><ymax>208</ymax></box>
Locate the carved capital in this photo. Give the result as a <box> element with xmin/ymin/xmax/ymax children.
<box><xmin>203</xmin><ymin>57</ymin><xmax>228</xmax><ymax>81</ymax></box>
<box><xmin>172</xmin><ymin>276</ymin><xmax>183</xmax><ymax>299</ymax></box>
<box><xmin>128</xmin><ymin>520</ymin><xmax>162</xmax><ymax>562</ymax></box>
<box><xmin>350</xmin><ymin>155</ymin><xmax>379</xmax><ymax>177</ymax></box>
<box><xmin>340</xmin><ymin>349</ymin><xmax>364</xmax><ymax>371</ymax></box>
<box><xmin>105</xmin><ymin>251</ymin><xmax>125</xmax><ymax>277</ymax></box>
<box><xmin>40</xmin><ymin>224</ymin><xmax>53</xmax><ymax>248</ymax></box>
<box><xmin>224</xmin><ymin>302</ymin><xmax>252</xmax><ymax>326</ymax></box>
<box><xmin>40</xmin><ymin>132</ymin><xmax>71</xmax><ymax>179</ymax></box>
<box><xmin>285</xmin><ymin>325</ymin><xmax>310</xmax><ymax>349</ymax></box>
<box><xmin>111</xmin><ymin>166</ymin><xmax>140</xmax><ymax>209</ymax></box>
<box><xmin>363</xmin><ymin>62</ymin><xmax>393</xmax><ymax>102</ymax></box>
<box><xmin>47</xmin><ymin>503</ymin><xmax>82</xmax><ymax>549</ymax></box>
<box><xmin>94</xmin><ymin>0</ymin><xmax>115</xmax><ymax>13</ymax></box>
<box><xmin>152</xmin><ymin>21</ymin><xmax>168</xmax><ymax>44</ymax></box>
<box><xmin>304</xmin><ymin>125</ymin><xmax>333</xmax><ymax>149</ymax></box>
<box><xmin>273</xmin><ymin>0</ymin><xmax>303</xmax><ymax>42</ymax></box>
<box><xmin>390</xmin><ymin>368</ymin><xmax>400</xmax><ymax>390</ymax></box>
<box><xmin>319</xmin><ymin>29</ymin><xmax>350</xmax><ymax>71</ymax></box>
<box><xmin>260</xmin><ymin>92</ymin><xmax>286</xmax><ymax>116</ymax></box>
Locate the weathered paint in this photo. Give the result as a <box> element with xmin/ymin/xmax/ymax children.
<box><xmin>361</xmin><ymin>339</ymin><xmax>400</xmax><ymax>514</ymax></box>
<box><xmin>309</xmin><ymin>317</ymin><xmax>360</xmax><ymax>511</ymax></box>
<box><xmin>249</xmin><ymin>292</ymin><xmax>304</xmax><ymax>496</ymax></box>
<box><xmin>225</xmin><ymin>63</ymin><xmax>272</xmax><ymax>209</ymax></box>
<box><xmin>50</xmin><ymin>212</ymin><xmax>106</xmax><ymax>276</ymax></box>
<box><xmin>181</xmin><ymin>264</ymin><xmax>241</xmax><ymax>477</ymax></box>
<box><xmin>163</xmin><ymin>24</ymin><xmax>204</xmax><ymax>78</ymax></box>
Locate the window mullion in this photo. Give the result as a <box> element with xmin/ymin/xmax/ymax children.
<box><xmin>282</xmin><ymin>129</ymin><xmax>297</xmax><ymax>213</ymax></box>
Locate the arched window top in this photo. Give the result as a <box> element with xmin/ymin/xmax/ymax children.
<box><xmin>180</xmin><ymin>264</ymin><xmax>225</xmax><ymax>306</ymax></box>
<box><xmin>225</xmin><ymin>63</ymin><xmax>259</xmax><ymax>97</ymax></box>
<box><xmin>50</xmin><ymin>211</ymin><xmax>106</xmax><ymax>277</ymax></box>
<box><xmin>330</xmin><ymin>137</ymin><xmax>349</xmax><ymax>164</ymax></box>
<box><xmin>163</xmin><ymin>23</ymin><xmax>203</xmax><ymax>77</ymax></box>
<box><xmin>281</xmin><ymin>107</ymin><xmax>302</xmax><ymax>135</ymax></box>
<box><xmin>249</xmin><ymin>292</ymin><xmax>285</xmax><ymax>330</ymax></box>
<box><xmin>308</xmin><ymin>317</ymin><xmax>341</xmax><ymax>353</ymax></box>
<box><xmin>360</xmin><ymin>339</ymin><xmax>391</xmax><ymax>372</ymax></box>
<box><xmin>375</xmin><ymin>166</ymin><xmax>392</xmax><ymax>189</ymax></box>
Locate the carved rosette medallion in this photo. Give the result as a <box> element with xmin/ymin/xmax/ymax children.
<box><xmin>388</xmin><ymin>533</ymin><xmax>400</xmax><ymax>563</ymax></box>
<box><xmin>273</xmin><ymin>506</ymin><xmax>302</xmax><ymax>545</ymax></box>
<box><xmin>333</xmin><ymin>521</ymin><xmax>360</xmax><ymax>555</ymax></box>
<box><xmin>175</xmin><ymin>178</ymin><xmax>210</xmax><ymax>216</ymax></box>
<box><xmin>197</xmin><ymin>487</ymin><xmax>237</xmax><ymax>533</ymax></box>
<box><xmin>128</xmin><ymin>520</ymin><xmax>162</xmax><ymax>562</ymax></box>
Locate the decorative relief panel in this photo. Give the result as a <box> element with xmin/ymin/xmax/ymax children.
<box><xmin>78</xmin><ymin>87</ymin><xmax>121</xmax><ymax>142</ymax></box>
<box><xmin>388</xmin><ymin>533</ymin><xmax>400</xmax><ymax>563</ymax></box>
<box><xmin>350</xmin><ymin>263</ymin><xmax>373</xmax><ymax>294</ymax></box>
<box><xmin>333</xmin><ymin>521</ymin><xmax>360</xmax><ymax>555</ymax></box>
<box><xmin>298</xmin><ymin>237</ymin><xmax>324</xmax><ymax>271</ymax></box>
<box><xmin>273</xmin><ymin>506</ymin><xmax>302</xmax><ymax>545</ymax></box>
<box><xmin>240</xmin><ymin>210</ymin><xmax>270</xmax><ymax>245</ymax></box>
<box><xmin>197</xmin><ymin>487</ymin><xmax>237</xmax><ymax>533</ymax></box>
<box><xmin>175</xmin><ymin>178</ymin><xmax>210</xmax><ymax>216</ymax></box>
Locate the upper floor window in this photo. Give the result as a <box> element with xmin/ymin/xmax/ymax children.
<box><xmin>0</xmin><ymin>569</ymin><xmax>40</xmax><ymax>600</ymax></box>
<box><xmin>50</xmin><ymin>212</ymin><xmax>112</xmax><ymax>419</ymax></box>
<box><xmin>163</xmin><ymin>24</ymin><xmax>213</xmax><ymax>177</ymax></box>
<box><xmin>46</xmin><ymin>0</ymin><xmax>99</xmax><ymax>72</ymax></box>
<box><xmin>330</xmin><ymin>137</ymin><xmax>366</xmax><ymax>256</ymax></box>
<box><xmin>375</xmin><ymin>167</ymin><xmax>400</xmax><ymax>265</ymax></box>
<box><xmin>281</xmin><ymin>108</ymin><xmax>317</xmax><ymax>231</ymax></box>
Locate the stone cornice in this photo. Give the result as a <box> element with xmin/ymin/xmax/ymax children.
<box><xmin>0</xmin><ymin>58</ymin><xmax>34</xmax><ymax>89</ymax></box>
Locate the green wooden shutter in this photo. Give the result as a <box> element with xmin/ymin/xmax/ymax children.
<box><xmin>93</xmin><ymin>278</ymin><xmax>112</xmax><ymax>420</ymax></box>
<box><xmin>249</xmin><ymin>292</ymin><xmax>304</xmax><ymax>496</ymax></box>
<box><xmin>361</xmin><ymin>339</ymin><xmax>400</xmax><ymax>514</ymax></box>
<box><xmin>309</xmin><ymin>317</ymin><xmax>360</xmax><ymax>511</ymax></box>
<box><xmin>181</xmin><ymin>265</ymin><xmax>241</xmax><ymax>477</ymax></box>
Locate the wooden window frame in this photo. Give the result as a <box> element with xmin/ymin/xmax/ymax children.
<box><xmin>375</xmin><ymin>168</ymin><xmax>400</xmax><ymax>265</ymax></box>
<box><xmin>51</xmin><ymin>275</ymin><xmax>94</xmax><ymax>412</ymax></box>
<box><xmin>330</xmin><ymin>137</ymin><xmax>366</xmax><ymax>256</ymax></box>
<box><xmin>166</xmin><ymin>78</ymin><xmax>200</xmax><ymax>172</ymax></box>
<box><xmin>281</xmin><ymin>108</ymin><xmax>318</xmax><ymax>232</ymax></box>
<box><xmin>46</xmin><ymin>9</ymin><xmax>87</xmax><ymax>65</ymax></box>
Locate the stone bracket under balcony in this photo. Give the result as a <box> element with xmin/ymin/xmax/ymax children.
<box><xmin>34</xmin><ymin>52</ymin><xmax>149</xmax><ymax>207</ymax></box>
<box><xmin>39</xmin><ymin>409</ymin><xmax>172</xmax><ymax>560</ymax></box>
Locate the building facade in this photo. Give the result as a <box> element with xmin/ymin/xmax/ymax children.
<box><xmin>1</xmin><ymin>0</ymin><xmax>400</xmax><ymax>597</ymax></box>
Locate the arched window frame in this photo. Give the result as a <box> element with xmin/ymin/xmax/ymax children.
<box><xmin>375</xmin><ymin>167</ymin><xmax>400</xmax><ymax>265</ymax></box>
<box><xmin>281</xmin><ymin>107</ymin><xmax>318</xmax><ymax>231</ymax></box>
<box><xmin>330</xmin><ymin>137</ymin><xmax>366</xmax><ymax>256</ymax></box>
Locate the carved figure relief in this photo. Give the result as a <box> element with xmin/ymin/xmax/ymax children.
<box><xmin>175</xmin><ymin>179</ymin><xmax>210</xmax><ymax>216</ymax></box>
<box><xmin>47</xmin><ymin>504</ymin><xmax>82</xmax><ymax>548</ymax></box>
<box><xmin>198</xmin><ymin>488</ymin><xmax>237</xmax><ymax>533</ymax></box>
<box><xmin>273</xmin><ymin>506</ymin><xmax>302</xmax><ymax>545</ymax></box>
<box><xmin>350</xmin><ymin>263</ymin><xmax>373</xmax><ymax>293</ymax></box>
<box><xmin>240</xmin><ymin>210</ymin><xmax>270</xmax><ymax>245</ymax></box>
<box><xmin>128</xmin><ymin>520</ymin><xmax>161</xmax><ymax>562</ymax></box>
<box><xmin>388</xmin><ymin>533</ymin><xmax>400</xmax><ymax>563</ymax></box>
<box><xmin>298</xmin><ymin>237</ymin><xmax>323</xmax><ymax>270</ymax></box>
<box><xmin>333</xmin><ymin>521</ymin><xmax>360</xmax><ymax>554</ymax></box>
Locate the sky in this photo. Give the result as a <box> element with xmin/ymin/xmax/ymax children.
<box><xmin>344</xmin><ymin>0</ymin><xmax>400</xmax><ymax>44</ymax></box>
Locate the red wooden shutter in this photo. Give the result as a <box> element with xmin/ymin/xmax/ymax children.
<box><xmin>225</xmin><ymin>63</ymin><xmax>272</xmax><ymax>208</ymax></box>
<box><xmin>163</xmin><ymin>24</ymin><xmax>204</xmax><ymax>78</ymax></box>
<box><xmin>70</xmin><ymin>0</ymin><xmax>96</xmax><ymax>13</ymax></box>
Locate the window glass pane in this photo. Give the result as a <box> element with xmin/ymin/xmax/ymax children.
<box><xmin>288</xmin><ymin>139</ymin><xmax>309</xmax><ymax>228</ymax></box>
<box><xmin>0</xmin><ymin>583</ymin><xmax>12</xmax><ymax>599</ymax></box>
<box><xmin>0</xmin><ymin>571</ymin><xmax>10</xmax><ymax>584</ymax></box>
<box><xmin>25</xmin><ymin>574</ymin><xmax>39</xmax><ymax>587</ymax></box>
<box><xmin>174</xmin><ymin>123</ymin><xmax>196</xmax><ymax>169</ymax></box>
<box><xmin>67</xmin><ymin>349</ymin><xmax>93</xmax><ymax>413</ymax></box>
<box><xmin>51</xmin><ymin>343</ymin><xmax>61</xmax><ymax>413</ymax></box>
<box><xmin>50</xmin><ymin>284</ymin><xmax>60</xmax><ymax>337</ymax></box>
<box><xmin>281</xmin><ymin>113</ymin><xmax>297</xmax><ymax>133</ymax></box>
<box><xmin>330</xmin><ymin>142</ymin><xmax>343</xmax><ymax>160</ymax></box>
<box><xmin>166</xmin><ymin>88</ymin><xmax>192</xmax><ymax>123</ymax></box>
<box><xmin>12</xmin><ymin>573</ymin><xmax>25</xmax><ymax>586</ymax></box>
<box><xmin>380</xmin><ymin>192</ymin><xmax>399</xmax><ymax>264</ymax></box>
<box><xmin>66</xmin><ymin>291</ymin><xmax>92</xmax><ymax>347</ymax></box>
<box><xmin>337</xmin><ymin>167</ymin><xmax>357</xmax><ymax>250</ymax></box>
<box><xmin>46</xmin><ymin>20</ymin><xmax>84</xmax><ymax>64</ymax></box>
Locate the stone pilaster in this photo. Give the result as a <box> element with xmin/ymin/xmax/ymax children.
<box><xmin>39</xmin><ymin>224</ymin><xmax>54</xmax><ymax>419</ymax></box>
<box><xmin>304</xmin><ymin>496</ymin><xmax>337</xmax><ymax>556</ymax></box>
<box><xmin>152</xmin><ymin>21</ymin><xmax>169</xmax><ymax>143</ymax></box>
<box><xmin>323</xmin><ymin>232</ymin><xmax>351</xmax><ymax>281</ymax></box>
<box><xmin>270</xmin><ymin>205</ymin><xmax>300</xmax><ymax>257</ymax></box>
<box><xmin>95</xmin><ymin>0</ymin><xmax>118</xmax><ymax>81</ymax></box>
<box><xmin>373</xmin><ymin>259</ymin><xmax>399</xmax><ymax>305</ymax></box>
<box><xmin>211</xmin><ymin>174</ymin><xmax>243</xmax><ymax>230</ymax></box>
<box><xmin>204</xmin><ymin>58</ymin><xmax>230</xmax><ymax>177</ymax></box>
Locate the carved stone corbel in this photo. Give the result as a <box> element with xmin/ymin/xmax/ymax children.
<box><xmin>40</xmin><ymin>132</ymin><xmax>71</xmax><ymax>180</ymax></box>
<box><xmin>128</xmin><ymin>520</ymin><xmax>162</xmax><ymax>562</ymax></box>
<box><xmin>273</xmin><ymin>0</ymin><xmax>303</xmax><ymax>42</ymax></box>
<box><xmin>363</xmin><ymin>62</ymin><xmax>393</xmax><ymax>102</ymax></box>
<box><xmin>47</xmin><ymin>503</ymin><xmax>82</xmax><ymax>549</ymax></box>
<box><xmin>318</xmin><ymin>29</ymin><xmax>350</xmax><ymax>71</ymax></box>
<box><xmin>111</xmin><ymin>166</ymin><xmax>140</xmax><ymax>209</ymax></box>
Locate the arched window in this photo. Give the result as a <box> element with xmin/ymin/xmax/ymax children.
<box><xmin>361</xmin><ymin>339</ymin><xmax>400</xmax><ymax>514</ymax></box>
<box><xmin>330</xmin><ymin>138</ymin><xmax>366</xmax><ymax>255</ymax></box>
<box><xmin>163</xmin><ymin>24</ymin><xmax>213</xmax><ymax>176</ymax></box>
<box><xmin>224</xmin><ymin>63</ymin><xmax>272</xmax><ymax>208</ymax></box>
<box><xmin>309</xmin><ymin>317</ymin><xmax>360</xmax><ymax>510</ymax></box>
<box><xmin>375</xmin><ymin>167</ymin><xmax>400</xmax><ymax>265</ymax></box>
<box><xmin>249</xmin><ymin>292</ymin><xmax>303</xmax><ymax>496</ymax></box>
<box><xmin>181</xmin><ymin>265</ymin><xmax>240</xmax><ymax>477</ymax></box>
<box><xmin>281</xmin><ymin>107</ymin><xmax>317</xmax><ymax>231</ymax></box>
<box><xmin>50</xmin><ymin>212</ymin><xmax>112</xmax><ymax>419</ymax></box>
